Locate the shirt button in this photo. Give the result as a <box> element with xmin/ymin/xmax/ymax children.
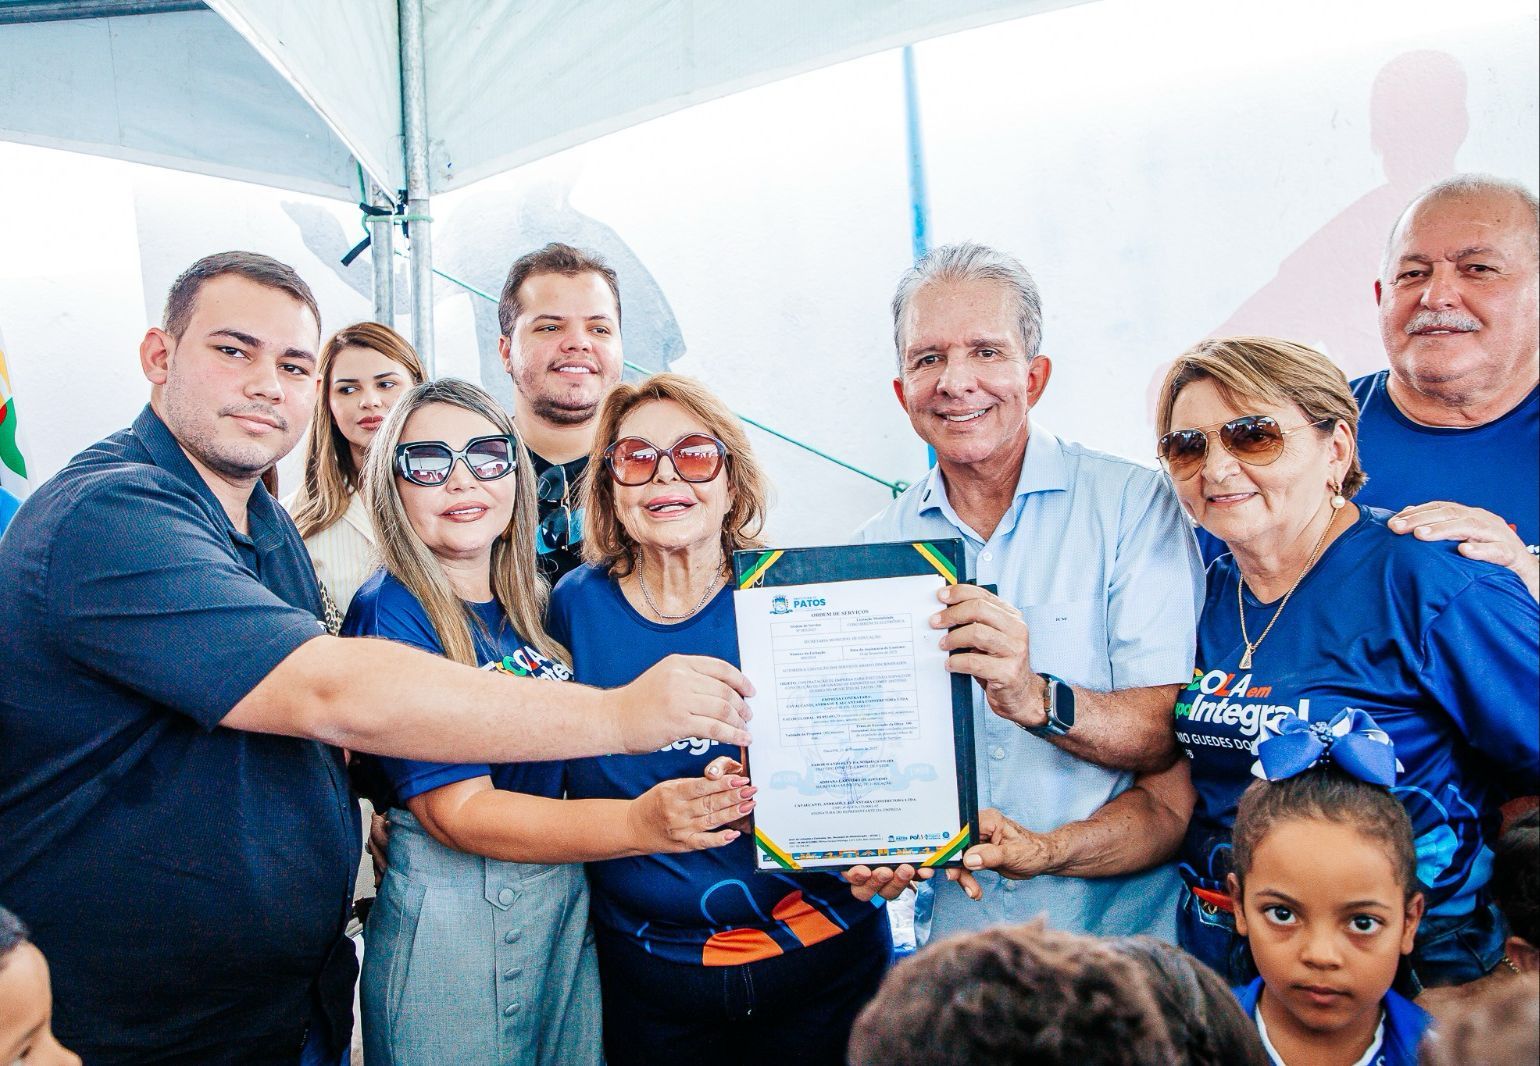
<box><xmin>981</xmin><ymin>551</ymin><xmax>993</xmax><ymax>562</ymax></box>
<box><xmin>503</xmin><ymin>930</ymin><xmax>517</xmax><ymax>944</ymax></box>
<box><xmin>497</xmin><ymin>888</ymin><xmax>514</xmax><ymax>906</ymax></box>
<box><xmin>503</xmin><ymin>1003</ymin><xmax>521</xmax><ymax>1017</ymax></box>
<box><xmin>503</xmin><ymin>967</ymin><xmax>522</xmax><ymax>980</ymax></box>
<box><xmin>990</xmin><ymin>746</ymin><xmax>1006</xmax><ymax>760</ymax></box>
<box><xmin>1003</xmin><ymin>879</ymin><xmax>1018</xmax><ymax>893</ymax></box>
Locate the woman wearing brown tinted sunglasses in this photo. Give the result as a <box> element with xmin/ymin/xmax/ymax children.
<box><xmin>1050</xmin><ymin>336</ymin><xmax>1537</xmax><ymax>1006</ymax></box>
<box><xmin>547</xmin><ymin>373</ymin><xmax>894</xmax><ymax>1066</ymax></box>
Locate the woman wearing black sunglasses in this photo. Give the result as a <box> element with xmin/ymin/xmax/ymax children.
<box><xmin>547</xmin><ymin>373</ymin><xmax>892</xmax><ymax>1066</ymax></box>
<box><xmin>342</xmin><ymin>379</ymin><xmax>755</xmax><ymax>1065</ymax></box>
<box><xmin>1062</xmin><ymin>336</ymin><xmax>1537</xmax><ymax>997</ymax></box>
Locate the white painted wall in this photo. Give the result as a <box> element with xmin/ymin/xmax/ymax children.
<box><xmin>2</xmin><ymin>0</ymin><xmax>1535</xmax><ymax>545</ymax></box>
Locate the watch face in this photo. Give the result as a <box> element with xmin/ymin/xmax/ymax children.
<box><xmin>1051</xmin><ymin>679</ymin><xmax>1075</xmax><ymax>729</ymax></box>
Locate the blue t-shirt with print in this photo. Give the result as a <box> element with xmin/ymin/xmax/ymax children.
<box><xmin>549</xmin><ymin>563</ymin><xmax>882</xmax><ymax>966</ymax></box>
<box><xmin>1176</xmin><ymin>508</ymin><xmax>1539</xmax><ymax>917</ymax></box>
<box><xmin>343</xmin><ymin>569</ymin><xmax>572</xmax><ymax>808</ymax></box>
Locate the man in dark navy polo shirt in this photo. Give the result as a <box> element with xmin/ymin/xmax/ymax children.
<box><xmin>0</xmin><ymin>252</ymin><xmax>753</xmax><ymax>1065</ymax></box>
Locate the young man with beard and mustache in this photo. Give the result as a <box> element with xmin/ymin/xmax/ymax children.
<box><xmin>0</xmin><ymin>252</ymin><xmax>752</xmax><ymax>1065</ymax></box>
<box><xmin>497</xmin><ymin>243</ymin><xmax>626</xmax><ymax>585</ymax></box>
<box><xmin>1356</xmin><ymin>174</ymin><xmax>1539</xmax><ymax>600</ymax></box>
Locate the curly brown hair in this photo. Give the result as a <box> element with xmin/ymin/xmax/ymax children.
<box><xmin>848</xmin><ymin>923</ymin><xmax>1181</xmax><ymax>1066</ymax></box>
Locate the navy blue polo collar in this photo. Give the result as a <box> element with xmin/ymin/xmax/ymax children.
<box><xmin>131</xmin><ymin>404</ymin><xmax>288</xmax><ymax>551</ymax></box>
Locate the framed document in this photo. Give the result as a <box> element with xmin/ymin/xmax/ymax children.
<box><xmin>731</xmin><ymin>539</ymin><xmax>979</xmax><ymax>872</ymax></box>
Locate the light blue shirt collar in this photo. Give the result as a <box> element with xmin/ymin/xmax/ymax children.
<box><xmin>913</xmin><ymin>426</ymin><xmax>1071</xmax><ymax>542</ymax></box>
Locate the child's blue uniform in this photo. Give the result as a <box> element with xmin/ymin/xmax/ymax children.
<box><xmin>1235</xmin><ymin>976</ymin><xmax>1431</xmax><ymax>1066</ymax></box>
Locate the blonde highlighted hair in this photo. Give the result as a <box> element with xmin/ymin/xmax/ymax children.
<box><xmin>291</xmin><ymin>322</ymin><xmax>426</xmax><ymax>540</ymax></box>
<box><xmin>363</xmin><ymin>378</ymin><xmax>566</xmax><ymax>667</ymax></box>
<box><xmin>1155</xmin><ymin>336</ymin><xmax>1366</xmax><ymax>498</ymax></box>
<box><xmin>582</xmin><ymin>373</ymin><xmax>769</xmax><ymax>577</ymax></box>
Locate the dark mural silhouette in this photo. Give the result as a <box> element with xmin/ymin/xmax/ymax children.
<box><xmin>1147</xmin><ymin>50</ymin><xmax>1469</xmax><ymax>420</ymax></box>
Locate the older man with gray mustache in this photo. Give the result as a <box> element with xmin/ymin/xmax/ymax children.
<box><xmin>1354</xmin><ymin>173</ymin><xmax>1539</xmax><ymax>599</ymax></box>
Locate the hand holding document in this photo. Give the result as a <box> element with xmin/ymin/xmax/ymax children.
<box><xmin>732</xmin><ymin>541</ymin><xmax>978</xmax><ymax>872</ymax></box>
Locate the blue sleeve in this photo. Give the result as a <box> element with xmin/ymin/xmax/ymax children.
<box><xmin>45</xmin><ymin>473</ymin><xmax>323</xmax><ymax>730</ymax></box>
<box><xmin>1106</xmin><ymin>471</ymin><xmax>1205</xmax><ymax>688</ymax></box>
<box><xmin>1419</xmin><ymin>570</ymin><xmax>1540</xmax><ymax>791</ymax></box>
<box><xmin>545</xmin><ymin>570</ymin><xmax>579</xmax><ymax>650</ymax></box>
<box><xmin>344</xmin><ymin>577</ymin><xmax>491</xmax><ymax>804</ymax></box>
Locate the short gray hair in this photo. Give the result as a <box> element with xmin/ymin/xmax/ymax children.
<box><xmin>891</xmin><ymin>242</ymin><xmax>1043</xmax><ymax>372</ymax></box>
<box><xmin>1382</xmin><ymin>174</ymin><xmax>1540</xmax><ymax>279</ymax></box>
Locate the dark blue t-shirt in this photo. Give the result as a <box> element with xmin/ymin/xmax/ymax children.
<box><xmin>343</xmin><ymin>570</ymin><xmax>571</xmax><ymax>807</ymax></box>
<box><xmin>1175</xmin><ymin>508</ymin><xmax>1539</xmax><ymax>918</ymax></box>
<box><xmin>0</xmin><ymin>406</ymin><xmax>358</xmax><ymax>1064</ymax></box>
<box><xmin>549</xmin><ymin>564</ymin><xmax>881</xmax><ymax>966</ymax></box>
<box><xmin>1352</xmin><ymin>372</ymin><xmax>1538</xmax><ymax>558</ymax></box>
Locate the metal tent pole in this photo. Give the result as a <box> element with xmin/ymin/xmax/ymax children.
<box><xmin>368</xmin><ymin>177</ymin><xmax>396</xmax><ymax>327</ymax></box>
<box><xmin>399</xmin><ymin>0</ymin><xmax>434</xmax><ymax>374</ymax></box>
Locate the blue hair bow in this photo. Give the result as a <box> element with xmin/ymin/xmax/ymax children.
<box><xmin>1251</xmin><ymin>708</ymin><xmax>1401</xmax><ymax>787</ymax></box>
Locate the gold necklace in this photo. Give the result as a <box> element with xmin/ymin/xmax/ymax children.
<box><xmin>1237</xmin><ymin>507</ymin><xmax>1339</xmax><ymax>670</ymax></box>
<box><xmin>638</xmin><ymin>560</ymin><xmax>724</xmax><ymax>621</ymax></box>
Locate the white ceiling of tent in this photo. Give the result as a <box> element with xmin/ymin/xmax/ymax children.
<box><xmin>0</xmin><ymin>0</ymin><xmax>1090</xmax><ymax>202</ymax></box>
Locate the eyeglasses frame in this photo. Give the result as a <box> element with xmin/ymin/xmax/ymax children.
<box><xmin>1157</xmin><ymin>415</ymin><xmax>1331</xmax><ymax>480</ymax></box>
<box><xmin>394</xmin><ymin>433</ymin><xmax>519</xmax><ymax>487</ymax></box>
<box><xmin>602</xmin><ymin>432</ymin><xmax>730</xmax><ymax>487</ymax></box>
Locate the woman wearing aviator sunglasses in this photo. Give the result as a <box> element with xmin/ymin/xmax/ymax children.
<box><xmin>1052</xmin><ymin>337</ymin><xmax>1537</xmax><ymax>1003</ymax></box>
<box><xmin>341</xmin><ymin>379</ymin><xmax>756</xmax><ymax>1065</ymax></box>
<box><xmin>547</xmin><ymin>374</ymin><xmax>892</xmax><ymax>1066</ymax></box>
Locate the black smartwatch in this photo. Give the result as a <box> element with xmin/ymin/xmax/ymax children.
<box><xmin>1023</xmin><ymin>672</ymin><xmax>1075</xmax><ymax>738</ymax></box>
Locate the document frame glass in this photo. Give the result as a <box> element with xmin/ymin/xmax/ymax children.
<box><xmin>732</xmin><ymin>539</ymin><xmax>980</xmax><ymax>873</ymax></box>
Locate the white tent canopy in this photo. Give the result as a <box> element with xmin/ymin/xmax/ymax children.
<box><xmin>2</xmin><ymin>0</ymin><xmax>1090</xmax><ymax>364</ymax></box>
<box><xmin>1</xmin><ymin>0</ymin><xmax>1086</xmax><ymax>202</ymax></box>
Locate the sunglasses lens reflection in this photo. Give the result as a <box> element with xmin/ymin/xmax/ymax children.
<box><xmin>672</xmin><ymin>435</ymin><xmax>724</xmax><ymax>481</ymax></box>
<box><xmin>606</xmin><ymin>435</ymin><xmax>725</xmax><ymax>485</ymax></box>
<box><xmin>1158</xmin><ymin>416</ymin><xmax>1289</xmax><ymax>480</ymax></box>
<box><xmin>466</xmin><ymin>439</ymin><xmax>514</xmax><ymax>479</ymax></box>
<box><xmin>1158</xmin><ymin>431</ymin><xmax>1207</xmax><ymax>480</ymax></box>
<box><xmin>609</xmin><ymin>440</ymin><xmax>661</xmax><ymax>486</ymax></box>
<box><xmin>537</xmin><ymin>465</ymin><xmax>567</xmax><ymax>503</ymax></box>
<box><xmin>1220</xmin><ymin>417</ymin><xmax>1286</xmax><ymax>463</ymax></box>
<box><xmin>400</xmin><ymin>444</ymin><xmax>453</xmax><ymax>484</ymax></box>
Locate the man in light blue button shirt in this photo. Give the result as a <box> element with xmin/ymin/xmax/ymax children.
<box><xmin>849</xmin><ymin>243</ymin><xmax>1204</xmax><ymax>942</ymax></box>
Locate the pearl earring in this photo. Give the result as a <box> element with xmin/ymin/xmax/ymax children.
<box><xmin>1330</xmin><ymin>480</ymin><xmax>1346</xmax><ymax>510</ymax></box>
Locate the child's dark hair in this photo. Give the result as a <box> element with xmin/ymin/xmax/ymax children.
<box><xmin>1231</xmin><ymin>765</ymin><xmax>1419</xmax><ymax>900</ymax></box>
<box><xmin>1107</xmin><ymin>937</ymin><xmax>1269</xmax><ymax>1066</ymax></box>
<box><xmin>1492</xmin><ymin>808</ymin><xmax>1538</xmax><ymax>946</ymax></box>
<box><xmin>0</xmin><ymin>904</ymin><xmax>29</xmax><ymax>969</ymax></box>
<box><xmin>849</xmin><ymin>922</ymin><xmax>1180</xmax><ymax>1065</ymax></box>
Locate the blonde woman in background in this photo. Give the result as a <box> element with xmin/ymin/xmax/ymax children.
<box><xmin>346</xmin><ymin>378</ymin><xmax>755</xmax><ymax>1065</ymax></box>
<box><xmin>286</xmin><ymin>321</ymin><xmax>426</xmax><ymax>625</ymax></box>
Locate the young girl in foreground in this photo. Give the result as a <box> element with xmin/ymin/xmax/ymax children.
<box><xmin>1228</xmin><ymin>711</ymin><xmax>1431</xmax><ymax>1066</ymax></box>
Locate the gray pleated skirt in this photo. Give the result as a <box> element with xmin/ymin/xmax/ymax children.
<box><xmin>361</xmin><ymin>808</ymin><xmax>602</xmax><ymax>1065</ymax></box>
